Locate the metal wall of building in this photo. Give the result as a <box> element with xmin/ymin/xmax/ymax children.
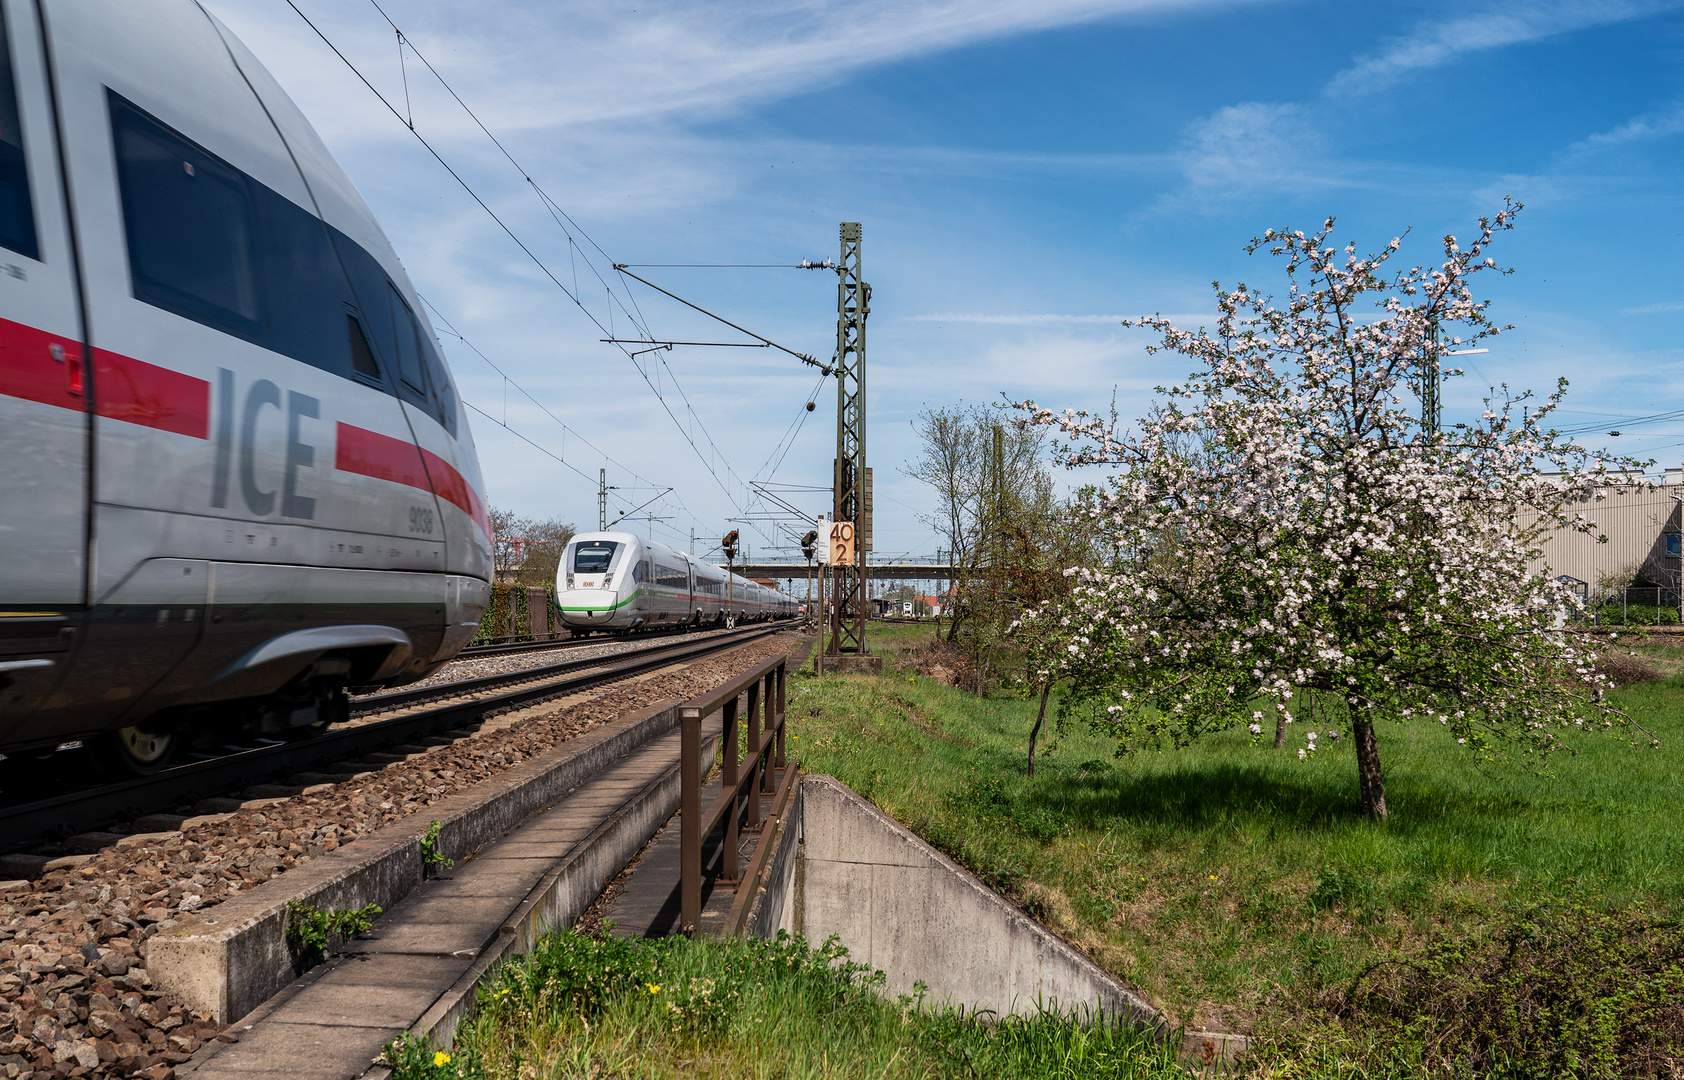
<box><xmin>1523</xmin><ymin>485</ymin><xmax>1683</xmax><ymax>594</ymax></box>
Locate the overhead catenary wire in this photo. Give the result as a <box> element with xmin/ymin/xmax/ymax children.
<box><xmin>363</xmin><ymin>1</ymin><xmax>814</xmax><ymax>524</ymax></box>
<box><xmin>368</xmin><ymin>0</ymin><xmax>824</xmax><ymax>531</ymax></box>
<box><xmin>419</xmin><ymin>295</ymin><xmax>658</xmax><ymax>491</ymax></box>
<box><xmin>427</xmin><ymin>298</ymin><xmax>704</xmax><ymax>543</ymax></box>
<box><xmin>288</xmin><ymin>1</ymin><xmax>798</xmax><ymax>548</ymax></box>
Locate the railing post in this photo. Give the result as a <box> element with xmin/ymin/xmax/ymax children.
<box><xmin>722</xmin><ymin>695</ymin><xmax>740</xmax><ymax>883</ymax></box>
<box><xmin>775</xmin><ymin>660</ymin><xmax>787</xmax><ymax>770</ymax></box>
<box><xmin>680</xmin><ymin>703</ymin><xmax>702</xmax><ymax>933</ymax></box>
<box><xmin>761</xmin><ymin>670</ymin><xmax>777</xmax><ymax>796</ymax></box>
<box><xmin>746</xmin><ymin>679</ymin><xmax>762</xmax><ymax>829</ymax></box>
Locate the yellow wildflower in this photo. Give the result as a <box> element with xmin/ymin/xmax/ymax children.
<box><xmin>433</xmin><ymin>1050</ymin><xmax>451</xmax><ymax>1067</ymax></box>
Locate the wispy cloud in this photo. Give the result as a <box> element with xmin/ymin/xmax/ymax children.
<box><xmin>1567</xmin><ymin>100</ymin><xmax>1684</xmax><ymax>157</ymax></box>
<box><xmin>1323</xmin><ymin>1</ymin><xmax>1681</xmax><ymax>97</ymax></box>
<box><xmin>1178</xmin><ymin>101</ymin><xmax>1320</xmax><ymax>192</ymax></box>
<box><xmin>1623</xmin><ymin>300</ymin><xmax>1684</xmax><ymax>315</ymax></box>
<box><xmin>210</xmin><ymin>0</ymin><xmax>1259</xmax><ymax>143</ymax></box>
<box><xmin>906</xmin><ymin>313</ymin><xmax>1136</xmax><ymax>325</ymax></box>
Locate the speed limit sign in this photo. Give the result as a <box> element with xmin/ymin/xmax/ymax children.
<box><xmin>829</xmin><ymin>520</ymin><xmax>855</xmax><ymax>565</ymax></box>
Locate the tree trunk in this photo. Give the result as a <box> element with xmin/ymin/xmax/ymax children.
<box><xmin>1274</xmin><ymin>706</ymin><xmax>1286</xmax><ymax>748</ymax></box>
<box><xmin>1028</xmin><ymin>680</ymin><xmax>1052</xmax><ymax>777</ymax></box>
<box><xmin>1351</xmin><ymin>705</ymin><xmax>1387</xmax><ymax>820</ymax></box>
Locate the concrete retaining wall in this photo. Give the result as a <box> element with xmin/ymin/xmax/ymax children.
<box><xmin>757</xmin><ymin>775</ymin><xmax>1247</xmax><ymax>1066</ymax></box>
<box><xmin>149</xmin><ymin>697</ymin><xmax>687</xmax><ymax>1023</ymax></box>
<box><xmin>741</xmin><ymin>780</ymin><xmax>802</xmax><ymax>940</ymax></box>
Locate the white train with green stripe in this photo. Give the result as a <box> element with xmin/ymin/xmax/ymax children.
<box><xmin>555</xmin><ymin>531</ymin><xmax>797</xmax><ymax>633</ymax></box>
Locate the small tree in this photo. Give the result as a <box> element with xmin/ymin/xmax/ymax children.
<box><xmin>1021</xmin><ymin>203</ymin><xmax>1640</xmax><ymax>820</ymax></box>
<box><xmin>906</xmin><ymin>404</ymin><xmax>1049</xmax><ymax>652</ymax></box>
<box><xmin>1004</xmin><ymin>485</ymin><xmax>1105</xmax><ymax>776</ymax></box>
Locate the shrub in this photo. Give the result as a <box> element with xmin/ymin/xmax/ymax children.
<box><xmin>1331</xmin><ymin>903</ymin><xmax>1684</xmax><ymax>1078</ymax></box>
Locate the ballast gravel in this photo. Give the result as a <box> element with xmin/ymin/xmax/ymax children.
<box><xmin>0</xmin><ymin>633</ymin><xmax>803</xmax><ymax>1080</ymax></box>
<box><xmin>380</xmin><ymin>625</ymin><xmax>746</xmax><ymax>694</ymax></box>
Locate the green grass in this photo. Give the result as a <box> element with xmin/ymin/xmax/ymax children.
<box><xmin>785</xmin><ymin>624</ymin><xmax>1684</xmax><ymax>1036</ymax></box>
<box><xmin>388</xmin><ymin>929</ymin><xmax>1192</xmax><ymax>1079</ymax></box>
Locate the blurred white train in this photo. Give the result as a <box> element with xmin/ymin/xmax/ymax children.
<box><xmin>0</xmin><ymin>0</ymin><xmax>490</xmax><ymax>772</ymax></box>
<box><xmin>555</xmin><ymin>532</ymin><xmax>798</xmax><ymax>633</ymax></box>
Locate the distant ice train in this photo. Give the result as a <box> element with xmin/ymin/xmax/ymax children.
<box><xmin>0</xmin><ymin>0</ymin><xmax>491</xmax><ymax>772</ymax></box>
<box><xmin>555</xmin><ymin>532</ymin><xmax>798</xmax><ymax>633</ymax></box>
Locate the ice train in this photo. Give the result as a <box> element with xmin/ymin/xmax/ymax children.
<box><xmin>0</xmin><ymin>0</ymin><xmax>491</xmax><ymax>771</ymax></box>
<box><xmin>555</xmin><ymin>532</ymin><xmax>798</xmax><ymax>633</ymax></box>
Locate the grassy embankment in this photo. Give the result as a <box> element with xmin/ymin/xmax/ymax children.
<box><xmin>785</xmin><ymin>624</ymin><xmax>1684</xmax><ymax>1040</ymax></box>
<box><xmin>390</xmin><ymin>625</ymin><xmax>1684</xmax><ymax>1079</ymax></box>
<box><xmin>387</xmin><ymin>930</ymin><xmax>1189</xmax><ymax>1079</ymax></box>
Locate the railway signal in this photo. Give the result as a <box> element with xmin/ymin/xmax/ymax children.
<box><xmin>801</xmin><ymin>530</ymin><xmax>820</xmax><ymax>634</ymax></box>
<box><xmin>722</xmin><ymin>530</ymin><xmax>740</xmax><ymax>627</ymax></box>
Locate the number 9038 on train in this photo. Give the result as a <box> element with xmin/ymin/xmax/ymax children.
<box><xmin>0</xmin><ymin>0</ymin><xmax>492</xmax><ymax>772</ymax></box>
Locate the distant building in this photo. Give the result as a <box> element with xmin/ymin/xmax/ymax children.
<box><xmin>1524</xmin><ymin>476</ymin><xmax>1682</xmax><ymax>606</ymax></box>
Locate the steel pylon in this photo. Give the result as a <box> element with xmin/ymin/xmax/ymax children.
<box><xmin>828</xmin><ymin>222</ymin><xmax>869</xmax><ymax>657</ymax></box>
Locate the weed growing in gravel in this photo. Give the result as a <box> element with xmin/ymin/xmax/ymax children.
<box><xmin>425</xmin><ymin>928</ymin><xmax>1190</xmax><ymax>1079</ymax></box>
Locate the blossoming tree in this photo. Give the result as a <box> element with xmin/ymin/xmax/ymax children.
<box><xmin>1019</xmin><ymin>204</ymin><xmax>1635</xmax><ymax>820</ymax></box>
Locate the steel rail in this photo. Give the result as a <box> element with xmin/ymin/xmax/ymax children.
<box><xmin>0</xmin><ymin>626</ymin><xmax>786</xmax><ymax>852</ymax></box>
<box><xmin>457</xmin><ymin>621</ymin><xmax>750</xmax><ymax>659</ymax></box>
<box><xmin>354</xmin><ymin>624</ymin><xmax>777</xmax><ymax>716</ymax></box>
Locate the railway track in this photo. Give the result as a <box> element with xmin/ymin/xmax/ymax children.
<box><xmin>0</xmin><ymin>624</ymin><xmax>788</xmax><ymax>855</ymax></box>
<box><xmin>456</xmin><ymin>622</ymin><xmax>716</xmax><ymax>659</ymax></box>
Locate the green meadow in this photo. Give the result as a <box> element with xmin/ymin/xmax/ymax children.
<box><xmin>784</xmin><ymin>625</ymin><xmax>1684</xmax><ymax>1063</ymax></box>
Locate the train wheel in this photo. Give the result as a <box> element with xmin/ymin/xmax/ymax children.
<box><xmin>96</xmin><ymin>725</ymin><xmax>176</xmax><ymax>776</ymax></box>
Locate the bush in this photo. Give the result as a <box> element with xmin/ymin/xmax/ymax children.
<box><xmin>1327</xmin><ymin>903</ymin><xmax>1684</xmax><ymax>1078</ymax></box>
<box><xmin>1595</xmin><ymin>602</ymin><xmax>1680</xmax><ymax>627</ymax></box>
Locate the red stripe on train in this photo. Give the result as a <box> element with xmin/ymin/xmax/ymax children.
<box><xmin>94</xmin><ymin>348</ymin><xmax>209</xmax><ymax>438</ymax></box>
<box><xmin>335</xmin><ymin>422</ymin><xmax>490</xmax><ymax>541</ymax></box>
<box><xmin>0</xmin><ymin>318</ymin><xmax>211</xmax><ymax>437</ymax></box>
<box><xmin>0</xmin><ymin>319</ymin><xmax>89</xmax><ymax>413</ymax></box>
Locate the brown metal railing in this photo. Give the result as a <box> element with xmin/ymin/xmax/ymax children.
<box><xmin>678</xmin><ymin>653</ymin><xmax>797</xmax><ymax>933</ymax></box>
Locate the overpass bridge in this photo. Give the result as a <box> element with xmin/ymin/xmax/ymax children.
<box><xmin>719</xmin><ymin>561</ymin><xmax>955</xmax><ymax>582</ymax></box>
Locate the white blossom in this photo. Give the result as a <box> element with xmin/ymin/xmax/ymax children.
<box><xmin>1014</xmin><ymin>203</ymin><xmax>1636</xmax><ymax>818</ymax></box>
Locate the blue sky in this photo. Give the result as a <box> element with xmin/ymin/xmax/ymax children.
<box><xmin>202</xmin><ymin>0</ymin><xmax>1684</xmax><ymax>561</ymax></box>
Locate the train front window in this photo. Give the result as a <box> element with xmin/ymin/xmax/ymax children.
<box><xmin>573</xmin><ymin>542</ymin><xmax>617</xmax><ymax>574</ymax></box>
<box><xmin>0</xmin><ymin>5</ymin><xmax>36</xmax><ymax>260</ymax></box>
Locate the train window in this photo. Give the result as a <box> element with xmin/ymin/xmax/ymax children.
<box><xmin>424</xmin><ymin>341</ymin><xmax>459</xmax><ymax>436</ymax></box>
<box><xmin>346</xmin><ymin>313</ymin><xmax>380</xmax><ymax>378</ymax></box>
<box><xmin>110</xmin><ymin>94</ymin><xmax>262</xmax><ymax>337</ymax></box>
<box><xmin>572</xmin><ymin>541</ymin><xmax>617</xmax><ymax>574</ymax></box>
<box><xmin>0</xmin><ymin>7</ymin><xmax>35</xmax><ymax>260</ymax></box>
<box><xmin>389</xmin><ymin>284</ymin><xmax>427</xmax><ymax>393</ymax></box>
